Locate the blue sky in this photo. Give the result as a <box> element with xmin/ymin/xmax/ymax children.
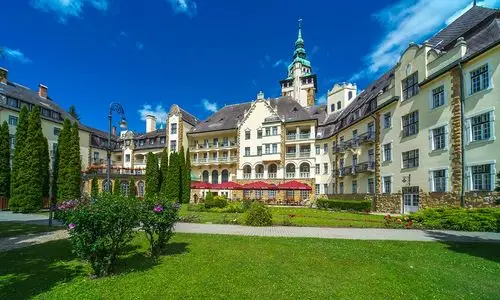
<box><xmin>1</xmin><ymin>0</ymin><xmax>499</xmax><ymax>132</ymax></box>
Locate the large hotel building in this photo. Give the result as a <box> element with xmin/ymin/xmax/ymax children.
<box><xmin>1</xmin><ymin>5</ymin><xmax>499</xmax><ymax>213</ymax></box>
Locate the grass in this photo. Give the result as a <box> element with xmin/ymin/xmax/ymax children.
<box><xmin>0</xmin><ymin>222</ymin><xmax>61</xmax><ymax>238</ymax></box>
<box><xmin>179</xmin><ymin>205</ymin><xmax>386</xmax><ymax>228</ymax></box>
<box><xmin>1</xmin><ymin>233</ymin><xmax>499</xmax><ymax>299</ymax></box>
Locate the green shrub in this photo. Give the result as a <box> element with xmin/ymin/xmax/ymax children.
<box><xmin>410</xmin><ymin>207</ymin><xmax>500</xmax><ymax>232</ymax></box>
<box><xmin>139</xmin><ymin>196</ymin><xmax>180</xmax><ymax>256</ymax></box>
<box><xmin>242</xmin><ymin>199</ymin><xmax>253</xmax><ymax>210</ymax></box>
<box><xmin>189</xmin><ymin>201</ymin><xmax>246</xmax><ymax>213</ymax></box>
<box><xmin>60</xmin><ymin>194</ymin><xmax>139</xmax><ymax>277</ymax></box>
<box><xmin>205</xmin><ymin>195</ymin><xmax>228</xmax><ymax>209</ymax></box>
<box><xmin>245</xmin><ymin>202</ymin><xmax>272</xmax><ymax>226</ymax></box>
<box><xmin>316</xmin><ymin>199</ymin><xmax>371</xmax><ymax>211</ymax></box>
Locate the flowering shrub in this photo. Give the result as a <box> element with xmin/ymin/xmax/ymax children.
<box><xmin>60</xmin><ymin>194</ymin><xmax>139</xmax><ymax>277</ymax></box>
<box><xmin>139</xmin><ymin>196</ymin><xmax>180</xmax><ymax>256</ymax></box>
<box><xmin>245</xmin><ymin>202</ymin><xmax>273</xmax><ymax>226</ymax></box>
<box><xmin>54</xmin><ymin>199</ymin><xmax>81</xmax><ymax>223</ymax></box>
<box><xmin>383</xmin><ymin>214</ymin><xmax>414</xmax><ymax>229</ymax></box>
<box><xmin>410</xmin><ymin>208</ymin><xmax>500</xmax><ymax>232</ymax></box>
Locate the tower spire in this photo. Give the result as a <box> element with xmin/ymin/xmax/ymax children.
<box><xmin>298</xmin><ymin>18</ymin><xmax>303</xmax><ymax>39</ymax></box>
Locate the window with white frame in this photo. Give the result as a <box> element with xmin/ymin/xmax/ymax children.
<box><xmin>432</xmin><ymin>85</ymin><xmax>445</xmax><ymax>109</ymax></box>
<box><xmin>402</xmin><ymin>111</ymin><xmax>419</xmax><ymax>137</ymax></box>
<box><xmin>272</xmin><ymin>126</ymin><xmax>278</xmax><ymax>135</ymax></box>
<box><xmin>315</xmin><ymin>145</ymin><xmax>320</xmax><ymax>155</ymax></box>
<box><xmin>300</xmin><ymin>190</ymin><xmax>309</xmax><ymax>200</ymax></box>
<box><xmin>315</xmin><ymin>184</ymin><xmax>320</xmax><ymax>195</ymax></box>
<box><xmin>315</xmin><ymin>164</ymin><xmax>320</xmax><ymax>175</ymax></box>
<box><xmin>245</xmin><ymin>130</ymin><xmax>250</xmax><ymax>140</ymax></box>
<box><xmin>430</xmin><ymin>169</ymin><xmax>447</xmax><ymax>192</ymax></box>
<box><xmin>244</xmin><ymin>190</ymin><xmax>251</xmax><ymax>199</ymax></box>
<box><xmin>257</xmin><ymin>129</ymin><xmax>262</xmax><ymax>139</ymax></box>
<box><xmin>469</xmin><ymin>111</ymin><xmax>493</xmax><ymax>142</ymax></box>
<box><xmin>368</xmin><ymin>178</ymin><xmax>375</xmax><ymax>194</ymax></box>
<box><xmin>470</xmin><ymin>64</ymin><xmax>489</xmax><ymax>94</ymax></box>
<box><xmin>255</xmin><ymin>190</ymin><xmax>263</xmax><ymax>199</ymax></box>
<box><xmin>402</xmin><ymin>149</ymin><xmax>419</xmax><ymax>169</ymax></box>
<box><xmin>430</xmin><ymin>125</ymin><xmax>447</xmax><ymax>150</ymax></box>
<box><xmin>352</xmin><ymin>180</ymin><xmax>358</xmax><ymax>193</ymax></box>
<box><xmin>382</xmin><ymin>176</ymin><xmax>392</xmax><ymax>193</ymax></box>
<box><xmin>323</xmin><ymin>163</ymin><xmax>328</xmax><ymax>175</ymax></box>
<box><xmin>265</xmin><ymin>144</ymin><xmax>270</xmax><ymax>154</ymax></box>
<box><xmin>383</xmin><ymin>143</ymin><xmax>392</xmax><ymax>162</ymax></box>
<box><xmin>339</xmin><ymin>182</ymin><xmax>344</xmax><ymax>194</ymax></box>
<box><xmin>323</xmin><ymin>143</ymin><xmax>328</xmax><ymax>154</ymax></box>
<box><xmin>8</xmin><ymin>115</ymin><xmax>18</xmax><ymax>126</ymax></box>
<box><xmin>402</xmin><ymin>72</ymin><xmax>419</xmax><ymax>100</ymax></box>
<box><xmin>268</xmin><ymin>190</ymin><xmax>276</xmax><ymax>199</ymax></box>
<box><xmin>383</xmin><ymin>112</ymin><xmax>392</xmax><ymax>129</ymax></box>
<box><xmin>324</xmin><ymin>184</ymin><xmax>328</xmax><ymax>194</ymax></box>
<box><xmin>265</xmin><ymin>127</ymin><xmax>271</xmax><ymax>136</ymax></box>
<box><xmin>272</xmin><ymin>143</ymin><xmax>278</xmax><ymax>153</ymax></box>
<box><xmin>170</xmin><ymin>123</ymin><xmax>177</xmax><ymax>134</ymax></box>
<box><xmin>170</xmin><ymin>140</ymin><xmax>177</xmax><ymax>152</ymax></box>
<box><xmin>257</xmin><ymin>146</ymin><xmax>262</xmax><ymax>156</ymax></box>
<box><xmin>470</xmin><ymin>164</ymin><xmax>493</xmax><ymax>191</ymax></box>
<box><xmin>244</xmin><ymin>147</ymin><xmax>250</xmax><ymax>156</ymax></box>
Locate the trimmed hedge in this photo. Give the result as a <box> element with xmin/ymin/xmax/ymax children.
<box><xmin>316</xmin><ymin>199</ymin><xmax>371</xmax><ymax>211</ymax></box>
<box><xmin>410</xmin><ymin>207</ymin><xmax>500</xmax><ymax>232</ymax></box>
<box><xmin>245</xmin><ymin>202</ymin><xmax>273</xmax><ymax>226</ymax></box>
<box><xmin>204</xmin><ymin>195</ymin><xmax>228</xmax><ymax>209</ymax></box>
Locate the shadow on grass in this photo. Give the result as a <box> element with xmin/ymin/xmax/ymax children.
<box><xmin>424</xmin><ymin>230</ymin><xmax>500</xmax><ymax>263</ymax></box>
<box><xmin>0</xmin><ymin>239</ymin><xmax>84</xmax><ymax>300</ymax></box>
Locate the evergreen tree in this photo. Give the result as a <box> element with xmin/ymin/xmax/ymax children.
<box><xmin>15</xmin><ymin>107</ymin><xmax>44</xmax><ymax>212</ymax></box>
<box><xmin>114</xmin><ymin>179</ymin><xmax>121</xmax><ymax>195</ymax></box>
<box><xmin>91</xmin><ymin>176</ymin><xmax>99</xmax><ymax>198</ymax></box>
<box><xmin>9</xmin><ymin>106</ymin><xmax>29</xmax><ymax>211</ymax></box>
<box><xmin>67</xmin><ymin>122</ymin><xmax>82</xmax><ymax>199</ymax></box>
<box><xmin>56</xmin><ymin>119</ymin><xmax>72</xmax><ymax>201</ymax></box>
<box><xmin>129</xmin><ymin>176</ymin><xmax>136</xmax><ymax>198</ymax></box>
<box><xmin>145</xmin><ymin>152</ymin><xmax>160</xmax><ymax>197</ymax></box>
<box><xmin>51</xmin><ymin>138</ymin><xmax>59</xmax><ymax>200</ymax></box>
<box><xmin>159</xmin><ymin>149</ymin><xmax>169</xmax><ymax>196</ymax></box>
<box><xmin>0</xmin><ymin>121</ymin><xmax>10</xmax><ymax>200</ymax></box>
<box><xmin>166</xmin><ymin>152</ymin><xmax>180</xmax><ymax>202</ymax></box>
<box><xmin>68</xmin><ymin>105</ymin><xmax>80</xmax><ymax>121</ymax></box>
<box><xmin>183</xmin><ymin>148</ymin><xmax>192</xmax><ymax>204</ymax></box>
<box><xmin>178</xmin><ymin>147</ymin><xmax>186</xmax><ymax>203</ymax></box>
<box><xmin>41</xmin><ymin>137</ymin><xmax>50</xmax><ymax>199</ymax></box>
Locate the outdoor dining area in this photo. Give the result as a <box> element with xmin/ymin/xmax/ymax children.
<box><xmin>191</xmin><ymin>180</ymin><xmax>313</xmax><ymax>205</ymax></box>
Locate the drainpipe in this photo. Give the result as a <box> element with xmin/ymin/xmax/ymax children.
<box><xmin>370</xmin><ymin>115</ymin><xmax>378</xmax><ymax>208</ymax></box>
<box><xmin>458</xmin><ymin>62</ymin><xmax>466</xmax><ymax>207</ymax></box>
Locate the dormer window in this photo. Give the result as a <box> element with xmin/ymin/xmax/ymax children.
<box><xmin>330</xmin><ymin>104</ymin><xmax>335</xmax><ymax>113</ymax></box>
<box><xmin>348</xmin><ymin>91</ymin><xmax>353</xmax><ymax>100</ymax></box>
<box><xmin>337</xmin><ymin>102</ymin><xmax>341</xmax><ymax>110</ymax></box>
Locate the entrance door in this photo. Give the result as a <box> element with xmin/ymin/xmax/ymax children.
<box><xmin>402</xmin><ymin>186</ymin><xmax>419</xmax><ymax>214</ymax></box>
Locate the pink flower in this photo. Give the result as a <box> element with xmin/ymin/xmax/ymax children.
<box><xmin>153</xmin><ymin>205</ymin><xmax>164</xmax><ymax>213</ymax></box>
<box><xmin>68</xmin><ymin>223</ymin><xmax>76</xmax><ymax>230</ymax></box>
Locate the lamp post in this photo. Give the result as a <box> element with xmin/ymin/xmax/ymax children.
<box><xmin>106</xmin><ymin>102</ymin><xmax>127</xmax><ymax>192</ymax></box>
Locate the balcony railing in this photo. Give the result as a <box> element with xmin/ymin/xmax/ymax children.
<box><xmin>338</xmin><ymin>166</ymin><xmax>353</xmax><ymax>177</ymax></box>
<box><xmin>190</xmin><ymin>141</ymin><xmax>237</xmax><ymax>150</ymax></box>
<box><xmin>86</xmin><ymin>167</ymin><xmax>145</xmax><ymax>175</ymax></box>
<box><xmin>354</xmin><ymin>161</ymin><xmax>375</xmax><ymax>173</ymax></box>
<box><xmin>255</xmin><ymin>173</ymin><xmax>264</xmax><ymax>179</ymax></box>
<box><xmin>358</xmin><ymin>131</ymin><xmax>376</xmax><ymax>144</ymax></box>
<box><xmin>243</xmin><ymin>173</ymin><xmax>251</xmax><ymax>179</ymax></box>
<box><xmin>192</xmin><ymin>157</ymin><xmax>237</xmax><ymax>165</ymax></box>
<box><xmin>268</xmin><ymin>173</ymin><xmax>277</xmax><ymax>178</ymax></box>
<box><xmin>300</xmin><ymin>172</ymin><xmax>310</xmax><ymax>178</ymax></box>
<box><xmin>299</xmin><ymin>151</ymin><xmax>311</xmax><ymax>158</ymax></box>
<box><xmin>299</xmin><ymin>133</ymin><xmax>311</xmax><ymax>139</ymax></box>
<box><xmin>285</xmin><ymin>152</ymin><xmax>296</xmax><ymax>158</ymax></box>
<box><xmin>286</xmin><ymin>172</ymin><xmax>295</xmax><ymax>178</ymax></box>
<box><xmin>332</xmin><ymin>143</ymin><xmax>346</xmax><ymax>154</ymax></box>
<box><xmin>286</xmin><ymin>133</ymin><xmax>311</xmax><ymax>141</ymax></box>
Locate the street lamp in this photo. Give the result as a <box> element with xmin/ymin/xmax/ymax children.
<box><xmin>106</xmin><ymin>102</ymin><xmax>127</xmax><ymax>192</ymax></box>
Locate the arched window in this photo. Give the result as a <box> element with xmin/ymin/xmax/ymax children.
<box><xmin>221</xmin><ymin>169</ymin><xmax>229</xmax><ymax>183</ymax></box>
<box><xmin>255</xmin><ymin>164</ymin><xmax>264</xmax><ymax>178</ymax></box>
<box><xmin>348</xmin><ymin>91</ymin><xmax>353</xmax><ymax>100</ymax></box>
<box><xmin>268</xmin><ymin>164</ymin><xmax>277</xmax><ymax>178</ymax></box>
<box><xmin>300</xmin><ymin>163</ymin><xmax>310</xmax><ymax>178</ymax></box>
<box><xmin>212</xmin><ymin>170</ymin><xmax>219</xmax><ymax>184</ymax></box>
<box><xmin>337</xmin><ymin>101</ymin><xmax>341</xmax><ymax>110</ymax></box>
<box><xmin>102</xmin><ymin>179</ymin><xmax>112</xmax><ymax>192</ymax></box>
<box><xmin>330</xmin><ymin>104</ymin><xmax>335</xmax><ymax>113</ymax></box>
<box><xmin>286</xmin><ymin>163</ymin><xmax>296</xmax><ymax>178</ymax></box>
<box><xmin>120</xmin><ymin>182</ymin><xmax>129</xmax><ymax>196</ymax></box>
<box><xmin>137</xmin><ymin>181</ymin><xmax>145</xmax><ymax>197</ymax></box>
<box><xmin>243</xmin><ymin>165</ymin><xmax>251</xmax><ymax>178</ymax></box>
<box><xmin>202</xmin><ymin>170</ymin><xmax>209</xmax><ymax>183</ymax></box>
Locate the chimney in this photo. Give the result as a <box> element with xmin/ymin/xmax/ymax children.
<box><xmin>38</xmin><ymin>84</ymin><xmax>48</xmax><ymax>98</ymax></box>
<box><xmin>112</xmin><ymin>125</ymin><xmax>117</xmax><ymax>136</ymax></box>
<box><xmin>146</xmin><ymin>115</ymin><xmax>157</xmax><ymax>133</ymax></box>
<box><xmin>0</xmin><ymin>67</ymin><xmax>7</xmax><ymax>84</ymax></box>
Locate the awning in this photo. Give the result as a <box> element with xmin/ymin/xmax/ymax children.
<box><xmin>191</xmin><ymin>181</ymin><xmax>212</xmax><ymax>189</ymax></box>
<box><xmin>241</xmin><ymin>181</ymin><xmax>277</xmax><ymax>190</ymax></box>
<box><xmin>211</xmin><ymin>181</ymin><xmax>242</xmax><ymax>190</ymax></box>
<box><xmin>276</xmin><ymin>180</ymin><xmax>312</xmax><ymax>190</ymax></box>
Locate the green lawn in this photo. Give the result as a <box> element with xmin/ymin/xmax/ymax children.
<box><xmin>179</xmin><ymin>205</ymin><xmax>386</xmax><ymax>228</ymax></box>
<box><xmin>0</xmin><ymin>222</ymin><xmax>61</xmax><ymax>238</ymax></box>
<box><xmin>1</xmin><ymin>233</ymin><xmax>499</xmax><ymax>299</ymax></box>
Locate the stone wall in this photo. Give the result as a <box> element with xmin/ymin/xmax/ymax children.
<box><xmin>375</xmin><ymin>193</ymin><xmax>402</xmax><ymax>213</ymax></box>
<box><xmin>449</xmin><ymin>68</ymin><xmax>463</xmax><ymax>193</ymax></box>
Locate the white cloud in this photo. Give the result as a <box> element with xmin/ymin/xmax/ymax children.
<box><xmin>316</xmin><ymin>93</ymin><xmax>327</xmax><ymax>104</ymax></box>
<box><xmin>273</xmin><ymin>59</ymin><xmax>289</xmax><ymax>68</ymax></box>
<box><xmin>31</xmin><ymin>0</ymin><xmax>109</xmax><ymax>22</ymax></box>
<box><xmin>168</xmin><ymin>0</ymin><xmax>197</xmax><ymax>17</ymax></box>
<box><xmin>1</xmin><ymin>47</ymin><xmax>31</xmax><ymax>64</ymax></box>
<box><xmin>202</xmin><ymin>99</ymin><xmax>218</xmax><ymax>113</ymax></box>
<box><xmin>120</xmin><ymin>31</ymin><xmax>128</xmax><ymax>37</ymax></box>
<box><xmin>138</xmin><ymin>104</ymin><xmax>169</xmax><ymax>123</ymax></box>
<box><xmin>348</xmin><ymin>0</ymin><xmax>500</xmax><ymax>82</ymax></box>
<box><xmin>136</xmin><ymin>42</ymin><xmax>144</xmax><ymax>50</ymax></box>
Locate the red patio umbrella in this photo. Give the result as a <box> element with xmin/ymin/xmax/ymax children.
<box><xmin>212</xmin><ymin>181</ymin><xmax>243</xmax><ymax>190</ymax></box>
<box><xmin>191</xmin><ymin>181</ymin><xmax>212</xmax><ymax>189</ymax></box>
<box><xmin>276</xmin><ymin>180</ymin><xmax>312</xmax><ymax>190</ymax></box>
<box><xmin>241</xmin><ymin>181</ymin><xmax>277</xmax><ymax>190</ymax></box>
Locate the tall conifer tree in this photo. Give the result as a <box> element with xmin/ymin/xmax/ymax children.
<box><xmin>0</xmin><ymin>121</ymin><xmax>10</xmax><ymax>200</ymax></box>
<box><xmin>129</xmin><ymin>176</ymin><xmax>136</xmax><ymax>198</ymax></box>
<box><xmin>68</xmin><ymin>122</ymin><xmax>82</xmax><ymax>199</ymax></box>
<box><xmin>56</xmin><ymin>119</ymin><xmax>72</xmax><ymax>201</ymax></box>
<box><xmin>178</xmin><ymin>147</ymin><xmax>186</xmax><ymax>203</ymax></box>
<box><xmin>9</xmin><ymin>106</ymin><xmax>29</xmax><ymax>211</ymax></box>
<box><xmin>166</xmin><ymin>152</ymin><xmax>180</xmax><ymax>202</ymax></box>
<box><xmin>145</xmin><ymin>152</ymin><xmax>160</xmax><ymax>197</ymax></box>
<box><xmin>41</xmin><ymin>137</ymin><xmax>50</xmax><ymax>199</ymax></box>
<box><xmin>91</xmin><ymin>176</ymin><xmax>99</xmax><ymax>198</ymax></box>
<box><xmin>183</xmin><ymin>148</ymin><xmax>192</xmax><ymax>204</ymax></box>
<box><xmin>159</xmin><ymin>149</ymin><xmax>169</xmax><ymax>196</ymax></box>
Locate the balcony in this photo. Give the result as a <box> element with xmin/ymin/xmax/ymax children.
<box><xmin>286</xmin><ymin>172</ymin><xmax>295</xmax><ymax>178</ymax></box>
<box><xmin>286</xmin><ymin>132</ymin><xmax>311</xmax><ymax>141</ymax></box>
<box><xmin>332</xmin><ymin>143</ymin><xmax>346</xmax><ymax>154</ymax></box>
<box><xmin>255</xmin><ymin>173</ymin><xmax>264</xmax><ymax>179</ymax></box>
<box><xmin>358</xmin><ymin>131</ymin><xmax>376</xmax><ymax>144</ymax></box>
<box><xmin>299</xmin><ymin>172</ymin><xmax>310</xmax><ymax>178</ymax></box>
<box><xmin>190</xmin><ymin>141</ymin><xmax>237</xmax><ymax>151</ymax></box>
<box><xmin>299</xmin><ymin>151</ymin><xmax>311</xmax><ymax>158</ymax></box>
<box><xmin>299</xmin><ymin>133</ymin><xmax>311</xmax><ymax>139</ymax></box>
<box><xmin>268</xmin><ymin>173</ymin><xmax>277</xmax><ymax>178</ymax></box>
<box><xmin>191</xmin><ymin>157</ymin><xmax>237</xmax><ymax>166</ymax></box>
<box><xmin>286</xmin><ymin>134</ymin><xmax>297</xmax><ymax>141</ymax></box>
<box><xmin>285</xmin><ymin>152</ymin><xmax>296</xmax><ymax>158</ymax></box>
<box><xmin>243</xmin><ymin>173</ymin><xmax>251</xmax><ymax>179</ymax></box>
<box><xmin>338</xmin><ymin>166</ymin><xmax>354</xmax><ymax>177</ymax></box>
<box><xmin>354</xmin><ymin>161</ymin><xmax>375</xmax><ymax>173</ymax></box>
<box><xmin>86</xmin><ymin>167</ymin><xmax>145</xmax><ymax>176</ymax></box>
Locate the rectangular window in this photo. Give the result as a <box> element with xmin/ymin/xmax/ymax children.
<box><xmin>8</xmin><ymin>115</ymin><xmax>18</xmax><ymax>126</ymax></box>
<box><xmin>315</xmin><ymin>164</ymin><xmax>320</xmax><ymax>175</ymax></box>
<box><xmin>257</xmin><ymin>146</ymin><xmax>262</xmax><ymax>156</ymax></box>
<box><xmin>255</xmin><ymin>190</ymin><xmax>262</xmax><ymax>200</ymax></box>
<box><xmin>41</xmin><ymin>108</ymin><xmax>51</xmax><ymax>118</ymax></box>
<box><xmin>265</xmin><ymin>127</ymin><xmax>270</xmax><ymax>136</ymax></box>
<box><xmin>245</xmin><ymin>147</ymin><xmax>250</xmax><ymax>156</ymax></box>
<box><xmin>9</xmin><ymin>135</ymin><xmax>15</xmax><ymax>150</ymax></box>
<box><xmin>257</xmin><ymin>129</ymin><xmax>262</xmax><ymax>139</ymax></box>
<box><xmin>470</xmin><ymin>64</ymin><xmax>489</xmax><ymax>94</ymax></box>
<box><xmin>160</xmin><ymin>137</ymin><xmax>165</xmax><ymax>144</ymax></box>
<box><xmin>368</xmin><ymin>178</ymin><xmax>375</xmax><ymax>194</ymax></box>
<box><xmin>383</xmin><ymin>176</ymin><xmax>392</xmax><ymax>193</ymax></box>
<box><xmin>383</xmin><ymin>112</ymin><xmax>392</xmax><ymax>129</ymax></box>
<box><xmin>432</xmin><ymin>85</ymin><xmax>445</xmax><ymax>108</ymax></box>
<box><xmin>315</xmin><ymin>145</ymin><xmax>320</xmax><ymax>155</ymax></box>
<box><xmin>315</xmin><ymin>184</ymin><xmax>320</xmax><ymax>195</ymax></box>
<box><xmin>53</xmin><ymin>127</ymin><xmax>61</xmax><ymax>136</ymax></box>
<box><xmin>431</xmin><ymin>126</ymin><xmax>446</xmax><ymax>150</ymax></box>
<box><xmin>286</xmin><ymin>190</ymin><xmax>294</xmax><ymax>199</ymax></box>
<box><xmin>402</xmin><ymin>111</ymin><xmax>419</xmax><ymax>137</ymax></box>
<box><xmin>352</xmin><ymin>130</ymin><xmax>358</xmax><ymax>139</ymax></box>
<box><xmin>368</xmin><ymin>149</ymin><xmax>375</xmax><ymax>162</ymax></box>
<box><xmin>352</xmin><ymin>154</ymin><xmax>358</xmax><ymax>166</ymax></box>
<box><xmin>170</xmin><ymin>140</ymin><xmax>177</xmax><ymax>152</ymax></box>
<box><xmin>471</xmin><ymin>112</ymin><xmax>491</xmax><ymax>141</ymax></box>
<box><xmin>272</xmin><ymin>126</ymin><xmax>278</xmax><ymax>135</ymax></box>
<box><xmin>7</xmin><ymin>97</ymin><xmax>20</xmax><ymax>108</ymax></box>
<box><xmin>352</xmin><ymin>180</ymin><xmax>358</xmax><ymax>193</ymax></box>
<box><xmin>170</xmin><ymin>123</ymin><xmax>177</xmax><ymax>134</ymax></box>
<box><xmin>300</xmin><ymin>190</ymin><xmax>309</xmax><ymax>200</ymax></box>
<box><xmin>125</xmin><ymin>154</ymin><xmax>131</xmax><ymax>162</ymax></box>
<box><xmin>339</xmin><ymin>182</ymin><xmax>344</xmax><ymax>194</ymax></box>
<box><xmin>245</xmin><ymin>130</ymin><xmax>250</xmax><ymax>140</ymax></box>
<box><xmin>323</xmin><ymin>143</ymin><xmax>328</xmax><ymax>154</ymax></box>
<box><xmin>433</xmin><ymin>169</ymin><xmax>446</xmax><ymax>192</ymax></box>
<box><xmin>402</xmin><ymin>72</ymin><xmax>419</xmax><ymax>100</ymax></box>
<box><xmin>244</xmin><ymin>190</ymin><xmax>251</xmax><ymax>199</ymax></box>
<box><xmin>268</xmin><ymin>190</ymin><xmax>276</xmax><ymax>199</ymax></box>
<box><xmin>272</xmin><ymin>144</ymin><xmax>277</xmax><ymax>153</ymax></box>
<box><xmin>367</xmin><ymin>122</ymin><xmax>375</xmax><ymax>134</ymax></box>
<box><xmin>471</xmin><ymin>164</ymin><xmax>492</xmax><ymax>191</ymax></box>
<box><xmin>402</xmin><ymin>149</ymin><xmax>419</xmax><ymax>169</ymax></box>
<box><xmin>323</xmin><ymin>163</ymin><xmax>328</xmax><ymax>175</ymax></box>
<box><xmin>324</xmin><ymin>184</ymin><xmax>328</xmax><ymax>194</ymax></box>
<box><xmin>265</xmin><ymin>144</ymin><xmax>270</xmax><ymax>154</ymax></box>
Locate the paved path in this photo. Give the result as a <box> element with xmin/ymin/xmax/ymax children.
<box><xmin>0</xmin><ymin>230</ymin><xmax>68</xmax><ymax>252</ymax></box>
<box><xmin>0</xmin><ymin>211</ymin><xmax>62</xmax><ymax>225</ymax></box>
